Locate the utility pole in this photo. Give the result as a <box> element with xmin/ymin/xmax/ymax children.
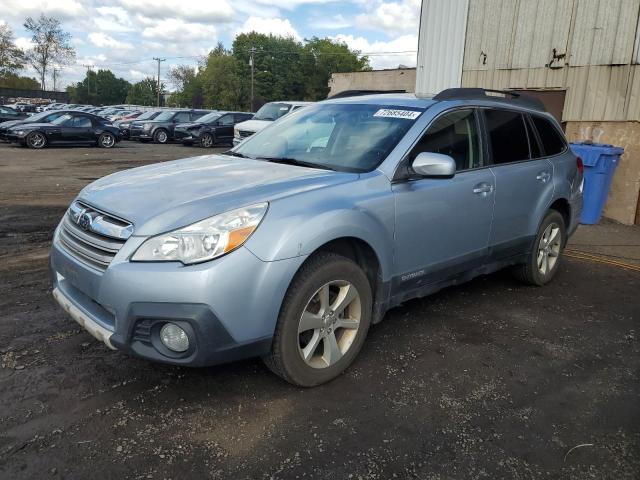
<box><xmin>52</xmin><ymin>69</ymin><xmax>58</xmax><ymax>92</ymax></box>
<box><xmin>153</xmin><ymin>57</ymin><xmax>165</xmax><ymax>107</ymax></box>
<box><xmin>249</xmin><ymin>47</ymin><xmax>256</xmax><ymax>112</ymax></box>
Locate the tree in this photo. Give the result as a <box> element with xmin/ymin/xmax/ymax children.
<box><xmin>126</xmin><ymin>77</ymin><xmax>163</xmax><ymax>105</ymax></box>
<box><xmin>301</xmin><ymin>37</ymin><xmax>370</xmax><ymax>100</ymax></box>
<box><xmin>23</xmin><ymin>15</ymin><xmax>75</xmax><ymax>90</ymax></box>
<box><xmin>0</xmin><ymin>24</ymin><xmax>25</xmax><ymax>77</ymax></box>
<box><xmin>67</xmin><ymin>69</ymin><xmax>130</xmax><ymax>105</ymax></box>
<box><xmin>0</xmin><ymin>72</ymin><xmax>40</xmax><ymax>89</ymax></box>
<box><xmin>168</xmin><ymin>64</ymin><xmax>203</xmax><ymax>108</ymax></box>
<box><xmin>200</xmin><ymin>49</ymin><xmax>247</xmax><ymax>110</ymax></box>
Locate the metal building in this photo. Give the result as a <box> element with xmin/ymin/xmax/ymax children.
<box><xmin>417</xmin><ymin>0</ymin><xmax>640</xmax><ymax>225</ymax></box>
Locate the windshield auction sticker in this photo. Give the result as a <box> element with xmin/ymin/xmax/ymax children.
<box><xmin>373</xmin><ymin>109</ymin><xmax>422</xmax><ymax>120</ymax></box>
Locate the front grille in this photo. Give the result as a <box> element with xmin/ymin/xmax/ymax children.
<box><xmin>58</xmin><ymin>202</ymin><xmax>133</xmax><ymax>272</ymax></box>
<box><xmin>238</xmin><ymin>130</ymin><xmax>253</xmax><ymax>139</ymax></box>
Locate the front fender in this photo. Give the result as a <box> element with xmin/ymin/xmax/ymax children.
<box><xmin>244</xmin><ymin>172</ymin><xmax>395</xmax><ymax>282</ymax></box>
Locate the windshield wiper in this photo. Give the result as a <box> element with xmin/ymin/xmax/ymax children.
<box><xmin>258</xmin><ymin>157</ymin><xmax>335</xmax><ymax>171</ymax></box>
<box><xmin>225</xmin><ymin>151</ymin><xmax>251</xmax><ymax>158</ymax></box>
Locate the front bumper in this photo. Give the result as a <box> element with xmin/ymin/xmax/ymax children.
<box><xmin>50</xmin><ymin>226</ymin><xmax>306</xmax><ymax>366</ymax></box>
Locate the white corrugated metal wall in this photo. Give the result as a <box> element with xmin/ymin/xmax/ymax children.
<box><xmin>415</xmin><ymin>0</ymin><xmax>470</xmax><ymax>95</ymax></box>
<box><xmin>457</xmin><ymin>0</ymin><xmax>640</xmax><ymax>121</ymax></box>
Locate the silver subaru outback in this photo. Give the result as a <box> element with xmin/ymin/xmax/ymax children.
<box><xmin>50</xmin><ymin>89</ymin><xmax>583</xmax><ymax>386</ymax></box>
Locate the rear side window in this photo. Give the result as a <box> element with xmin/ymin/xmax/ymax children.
<box><xmin>532</xmin><ymin>115</ymin><xmax>566</xmax><ymax>156</ymax></box>
<box><xmin>73</xmin><ymin>116</ymin><xmax>91</xmax><ymax>128</ymax></box>
<box><xmin>484</xmin><ymin>109</ymin><xmax>530</xmax><ymax>164</ymax></box>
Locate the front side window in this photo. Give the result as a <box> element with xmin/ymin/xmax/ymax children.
<box><xmin>235</xmin><ymin>103</ymin><xmax>423</xmax><ymax>172</ymax></box>
<box><xmin>532</xmin><ymin>115</ymin><xmax>566</xmax><ymax>156</ymax></box>
<box><xmin>51</xmin><ymin>114</ymin><xmax>74</xmax><ymax>126</ymax></box>
<box><xmin>409</xmin><ymin>109</ymin><xmax>481</xmax><ymax>171</ymax></box>
<box><xmin>484</xmin><ymin>109</ymin><xmax>530</xmax><ymax>164</ymax></box>
<box><xmin>218</xmin><ymin>114</ymin><xmax>234</xmax><ymax>126</ymax></box>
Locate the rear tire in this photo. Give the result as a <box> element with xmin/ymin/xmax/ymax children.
<box><xmin>263</xmin><ymin>252</ymin><xmax>372</xmax><ymax>387</ymax></box>
<box><xmin>513</xmin><ymin>210</ymin><xmax>566</xmax><ymax>286</ymax></box>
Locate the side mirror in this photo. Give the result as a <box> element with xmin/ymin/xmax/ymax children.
<box><xmin>411</xmin><ymin>152</ymin><xmax>456</xmax><ymax>178</ymax></box>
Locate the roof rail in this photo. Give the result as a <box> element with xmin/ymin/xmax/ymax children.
<box><xmin>433</xmin><ymin>88</ymin><xmax>546</xmax><ymax>111</ymax></box>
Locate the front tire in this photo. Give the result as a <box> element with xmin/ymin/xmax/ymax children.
<box><xmin>200</xmin><ymin>132</ymin><xmax>215</xmax><ymax>148</ymax></box>
<box><xmin>153</xmin><ymin>129</ymin><xmax>169</xmax><ymax>144</ymax></box>
<box><xmin>514</xmin><ymin>210</ymin><xmax>566</xmax><ymax>286</ymax></box>
<box><xmin>26</xmin><ymin>131</ymin><xmax>47</xmax><ymax>149</ymax></box>
<box><xmin>263</xmin><ymin>252</ymin><xmax>372</xmax><ymax>387</ymax></box>
<box><xmin>98</xmin><ymin>132</ymin><xmax>116</xmax><ymax>148</ymax></box>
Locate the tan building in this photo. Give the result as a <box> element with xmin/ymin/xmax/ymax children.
<box><xmin>328</xmin><ymin>68</ymin><xmax>416</xmax><ymax>97</ymax></box>
<box><xmin>417</xmin><ymin>0</ymin><xmax>640</xmax><ymax>225</ymax></box>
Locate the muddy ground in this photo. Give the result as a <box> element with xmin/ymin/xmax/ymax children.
<box><xmin>0</xmin><ymin>141</ymin><xmax>638</xmax><ymax>479</ymax></box>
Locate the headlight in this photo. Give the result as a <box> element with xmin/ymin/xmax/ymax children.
<box><xmin>131</xmin><ymin>203</ymin><xmax>268</xmax><ymax>264</ymax></box>
<box><xmin>16</xmin><ymin>130</ymin><xmax>25</xmax><ymax>135</ymax></box>
<box><xmin>120</xmin><ymin>123</ymin><xmax>130</xmax><ymax>128</ymax></box>
<box><xmin>143</xmin><ymin>123</ymin><xmax>153</xmax><ymax>130</ymax></box>
<box><xmin>234</xmin><ymin>128</ymin><xmax>239</xmax><ymax>137</ymax></box>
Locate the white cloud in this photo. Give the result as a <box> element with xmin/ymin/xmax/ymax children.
<box><xmin>94</xmin><ymin>7</ymin><xmax>135</xmax><ymax>33</ymax></box>
<box><xmin>309</xmin><ymin>14</ymin><xmax>352</xmax><ymax>30</ymax></box>
<box><xmin>234</xmin><ymin>17</ymin><xmax>300</xmax><ymax>40</ymax></box>
<box><xmin>355</xmin><ymin>0</ymin><xmax>421</xmax><ymax>35</ymax></box>
<box><xmin>117</xmin><ymin>0</ymin><xmax>234</xmax><ymax>23</ymax></box>
<box><xmin>332</xmin><ymin>33</ymin><xmax>418</xmax><ymax>69</ymax></box>
<box><xmin>1</xmin><ymin>0</ymin><xmax>85</xmax><ymax>20</ymax></box>
<box><xmin>142</xmin><ymin>19</ymin><xmax>218</xmax><ymax>42</ymax></box>
<box><xmin>14</xmin><ymin>36</ymin><xmax>35</xmax><ymax>50</ymax></box>
<box><xmin>250</xmin><ymin>0</ymin><xmax>341</xmax><ymax>10</ymax></box>
<box><xmin>88</xmin><ymin>32</ymin><xmax>134</xmax><ymax>51</ymax></box>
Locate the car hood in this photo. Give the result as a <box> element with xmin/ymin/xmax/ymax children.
<box><xmin>235</xmin><ymin>119</ymin><xmax>272</xmax><ymax>133</ymax></box>
<box><xmin>78</xmin><ymin>153</ymin><xmax>357</xmax><ymax>236</ymax></box>
<box><xmin>9</xmin><ymin>122</ymin><xmax>54</xmax><ymax>130</ymax></box>
<box><xmin>0</xmin><ymin>120</ymin><xmax>23</xmax><ymax>128</ymax></box>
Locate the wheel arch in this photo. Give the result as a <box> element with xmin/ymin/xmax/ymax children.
<box><xmin>548</xmin><ymin>197</ymin><xmax>571</xmax><ymax>230</ymax></box>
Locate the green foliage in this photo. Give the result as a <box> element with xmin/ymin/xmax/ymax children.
<box><xmin>126</xmin><ymin>77</ymin><xmax>162</xmax><ymax>106</ymax></box>
<box><xmin>67</xmin><ymin>69</ymin><xmax>131</xmax><ymax>105</ymax></box>
<box><xmin>0</xmin><ymin>24</ymin><xmax>25</xmax><ymax>77</ymax></box>
<box><xmin>171</xmin><ymin>34</ymin><xmax>368</xmax><ymax>111</ymax></box>
<box><xmin>0</xmin><ymin>72</ymin><xmax>40</xmax><ymax>89</ymax></box>
<box><xmin>167</xmin><ymin>65</ymin><xmax>203</xmax><ymax>108</ymax></box>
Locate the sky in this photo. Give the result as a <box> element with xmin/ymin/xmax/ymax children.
<box><xmin>1</xmin><ymin>0</ymin><xmax>421</xmax><ymax>90</ymax></box>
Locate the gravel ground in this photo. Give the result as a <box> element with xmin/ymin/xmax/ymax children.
<box><xmin>0</xmin><ymin>140</ymin><xmax>638</xmax><ymax>479</ymax></box>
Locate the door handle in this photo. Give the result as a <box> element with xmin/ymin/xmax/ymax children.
<box><xmin>536</xmin><ymin>171</ymin><xmax>551</xmax><ymax>183</ymax></box>
<box><xmin>473</xmin><ymin>183</ymin><xmax>494</xmax><ymax>195</ymax></box>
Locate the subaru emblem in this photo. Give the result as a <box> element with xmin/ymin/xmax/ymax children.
<box><xmin>78</xmin><ymin>212</ymin><xmax>93</xmax><ymax>231</ymax></box>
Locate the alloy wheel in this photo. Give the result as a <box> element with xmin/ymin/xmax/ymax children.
<box><xmin>156</xmin><ymin>131</ymin><xmax>168</xmax><ymax>143</ymax></box>
<box><xmin>101</xmin><ymin>134</ymin><xmax>115</xmax><ymax>148</ymax></box>
<box><xmin>201</xmin><ymin>133</ymin><xmax>214</xmax><ymax>148</ymax></box>
<box><xmin>537</xmin><ymin>222</ymin><xmax>561</xmax><ymax>276</ymax></box>
<box><xmin>297</xmin><ymin>280</ymin><xmax>361</xmax><ymax>369</ymax></box>
<box><xmin>28</xmin><ymin>132</ymin><xmax>46</xmax><ymax>148</ymax></box>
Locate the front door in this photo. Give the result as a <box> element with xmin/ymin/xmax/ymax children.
<box><xmin>392</xmin><ymin>109</ymin><xmax>495</xmax><ymax>294</ymax></box>
<box><xmin>62</xmin><ymin>115</ymin><xmax>93</xmax><ymax>143</ymax></box>
<box><xmin>216</xmin><ymin>114</ymin><xmax>235</xmax><ymax>142</ymax></box>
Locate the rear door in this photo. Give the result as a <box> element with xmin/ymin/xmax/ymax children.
<box><xmin>483</xmin><ymin>108</ymin><xmax>554</xmax><ymax>259</ymax></box>
<box><xmin>392</xmin><ymin>108</ymin><xmax>496</xmax><ymax>293</ymax></box>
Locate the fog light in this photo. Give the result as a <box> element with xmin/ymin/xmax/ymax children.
<box><xmin>159</xmin><ymin>323</ymin><xmax>189</xmax><ymax>352</ymax></box>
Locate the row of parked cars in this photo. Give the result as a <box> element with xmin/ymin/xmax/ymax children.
<box><xmin>0</xmin><ymin>100</ymin><xmax>311</xmax><ymax>149</ymax></box>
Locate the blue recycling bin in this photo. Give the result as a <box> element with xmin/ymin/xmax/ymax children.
<box><xmin>570</xmin><ymin>142</ymin><xmax>624</xmax><ymax>224</ymax></box>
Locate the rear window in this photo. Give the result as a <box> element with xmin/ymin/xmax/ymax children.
<box><xmin>484</xmin><ymin>109</ymin><xmax>530</xmax><ymax>164</ymax></box>
<box><xmin>532</xmin><ymin>115</ymin><xmax>566</xmax><ymax>156</ymax></box>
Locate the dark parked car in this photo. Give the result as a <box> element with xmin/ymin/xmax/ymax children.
<box><xmin>10</xmin><ymin>112</ymin><xmax>122</xmax><ymax>149</ymax></box>
<box><xmin>0</xmin><ymin>110</ymin><xmax>69</xmax><ymax>141</ymax></box>
<box><xmin>0</xmin><ymin>105</ymin><xmax>28</xmax><ymax>123</ymax></box>
<box><xmin>129</xmin><ymin>109</ymin><xmax>210</xmax><ymax>144</ymax></box>
<box><xmin>175</xmin><ymin>111</ymin><xmax>254</xmax><ymax>147</ymax></box>
<box><xmin>115</xmin><ymin>110</ymin><xmax>161</xmax><ymax>139</ymax></box>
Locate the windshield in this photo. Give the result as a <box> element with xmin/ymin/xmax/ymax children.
<box><xmin>197</xmin><ymin>112</ymin><xmax>221</xmax><ymax>123</ymax></box>
<box><xmin>154</xmin><ymin>111</ymin><xmax>176</xmax><ymax>121</ymax></box>
<box><xmin>254</xmin><ymin>103</ymin><xmax>293</xmax><ymax>121</ymax></box>
<box><xmin>234</xmin><ymin>103</ymin><xmax>423</xmax><ymax>173</ymax></box>
<box><xmin>136</xmin><ymin>111</ymin><xmax>159</xmax><ymax>120</ymax></box>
